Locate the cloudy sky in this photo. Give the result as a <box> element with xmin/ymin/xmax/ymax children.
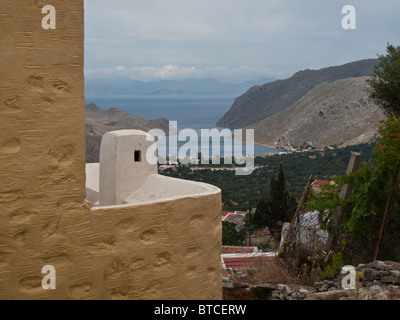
<box><xmin>84</xmin><ymin>0</ymin><xmax>400</xmax><ymax>82</ymax></box>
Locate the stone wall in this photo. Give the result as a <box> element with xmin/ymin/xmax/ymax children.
<box><xmin>0</xmin><ymin>0</ymin><xmax>222</xmax><ymax>300</ymax></box>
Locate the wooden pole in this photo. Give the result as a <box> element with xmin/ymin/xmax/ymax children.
<box><xmin>324</xmin><ymin>152</ymin><xmax>362</xmax><ymax>252</ymax></box>
<box><xmin>374</xmin><ymin>166</ymin><xmax>400</xmax><ymax>261</ymax></box>
<box><xmin>278</xmin><ymin>175</ymin><xmax>313</xmax><ymax>259</ymax></box>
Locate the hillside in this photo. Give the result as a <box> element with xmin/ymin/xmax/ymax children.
<box><xmin>161</xmin><ymin>142</ymin><xmax>377</xmax><ymax>211</ymax></box>
<box><xmin>243</xmin><ymin>77</ymin><xmax>385</xmax><ymax>149</ymax></box>
<box><xmin>85</xmin><ymin>103</ymin><xmax>171</xmax><ymax>163</ymax></box>
<box><xmin>216</xmin><ymin>59</ymin><xmax>378</xmax><ymax>128</ymax></box>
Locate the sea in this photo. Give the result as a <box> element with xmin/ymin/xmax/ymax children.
<box><xmin>84</xmin><ymin>95</ymin><xmax>285</xmax><ymax>158</ymax></box>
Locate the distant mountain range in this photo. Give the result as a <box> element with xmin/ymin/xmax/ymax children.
<box><xmin>216</xmin><ymin>59</ymin><xmax>379</xmax><ymax>128</ymax></box>
<box><xmin>245</xmin><ymin>77</ymin><xmax>385</xmax><ymax>149</ymax></box>
<box><xmin>85</xmin><ymin>103</ymin><xmax>171</xmax><ymax>163</ymax></box>
<box><xmin>85</xmin><ymin>77</ymin><xmax>274</xmax><ymax>97</ymax></box>
<box><xmin>85</xmin><ymin>58</ymin><xmax>385</xmax><ymax>156</ymax></box>
<box><xmin>216</xmin><ymin>58</ymin><xmax>385</xmax><ymax>149</ymax></box>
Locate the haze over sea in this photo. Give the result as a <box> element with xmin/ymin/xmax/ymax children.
<box><xmin>85</xmin><ymin>95</ymin><xmax>285</xmax><ymax>157</ymax></box>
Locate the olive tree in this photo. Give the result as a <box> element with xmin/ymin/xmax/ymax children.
<box><xmin>366</xmin><ymin>43</ymin><xmax>400</xmax><ymax>117</ymax></box>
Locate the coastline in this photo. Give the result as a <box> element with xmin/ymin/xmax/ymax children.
<box><xmin>230</xmin><ymin>133</ymin><xmax>289</xmax><ymax>154</ymax></box>
<box><xmin>255</xmin><ymin>141</ymin><xmax>288</xmax><ymax>152</ymax></box>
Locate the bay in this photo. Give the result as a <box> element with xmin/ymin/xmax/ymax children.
<box><xmin>85</xmin><ymin>95</ymin><xmax>285</xmax><ymax>158</ymax></box>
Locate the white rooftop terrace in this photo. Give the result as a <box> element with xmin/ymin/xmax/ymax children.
<box><xmin>85</xmin><ymin>130</ymin><xmax>220</xmax><ymax>208</ymax></box>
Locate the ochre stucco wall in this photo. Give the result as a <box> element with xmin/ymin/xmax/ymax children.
<box><xmin>0</xmin><ymin>0</ymin><xmax>222</xmax><ymax>300</ymax></box>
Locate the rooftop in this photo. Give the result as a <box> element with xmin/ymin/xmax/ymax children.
<box><xmin>311</xmin><ymin>179</ymin><xmax>331</xmax><ymax>186</ymax></box>
<box><xmin>221</xmin><ymin>246</ymin><xmax>277</xmax><ymax>280</ymax></box>
<box><xmin>86</xmin><ymin>130</ymin><xmax>220</xmax><ymax>208</ymax></box>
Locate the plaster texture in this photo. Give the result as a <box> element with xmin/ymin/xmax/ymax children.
<box><xmin>0</xmin><ymin>0</ymin><xmax>223</xmax><ymax>300</ymax></box>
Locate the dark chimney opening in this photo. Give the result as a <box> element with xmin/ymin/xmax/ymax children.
<box><xmin>134</xmin><ymin>150</ymin><xmax>142</xmax><ymax>162</ymax></box>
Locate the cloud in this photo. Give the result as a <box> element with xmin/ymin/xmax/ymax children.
<box><xmin>84</xmin><ymin>0</ymin><xmax>400</xmax><ymax>81</ymax></box>
<box><xmin>85</xmin><ymin>65</ymin><xmax>201</xmax><ymax>81</ymax></box>
<box><xmin>85</xmin><ymin>64</ymin><xmax>275</xmax><ymax>82</ymax></box>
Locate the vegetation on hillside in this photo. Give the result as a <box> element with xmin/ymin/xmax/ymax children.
<box><xmin>366</xmin><ymin>43</ymin><xmax>400</xmax><ymax>117</ymax></box>
<box><xmin>161</xmin><ymin>142</ymin><xmax>376</xmax><ymax>211</ymax></box>
<box><xmin>308</xmin><ymin>43</ymin><xmax>400</xmax><ymax>266</ymax></box>
<box><xmin>165</xmin><ymin>44</ymin><xmax>400</xmax><ymax>285</ymax></box>
<box><xmin>251</xmin><ymin>163</ymin><xmax>297</xmax><ymax>230</ymax></box>
<box><xmin>222</xmin><ymin>221</ymin><xmax>245</xmax><ymax>246</ymax></box>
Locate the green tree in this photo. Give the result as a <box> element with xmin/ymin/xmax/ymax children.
<box><xmin>366</xmin><ymin>43</ymin><xmax>400</xmax><ymax>117</ymax></box>
<box><xmin>309</xmin><ymin>44</ymin><xmax>400</xmax><ymax>263</ymax></box>
<box><xmin>253</xmin><ymin>163</ymin><xmax>297</xmax><ymax>229</ymax></box>
<box><xmin>222</xmin><ymin>221</ymin><xmax>244</xmax><ymax>246</ymax></box>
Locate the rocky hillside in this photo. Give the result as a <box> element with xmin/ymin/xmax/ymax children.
<box><xmin>85</xmin><ymin>103</ymin><xmax>171</xmax><ymax>163</ymax></box>
<box><xmin>244</xmin><ymin>77</ymin><xmax>385</xmax><ymax>149</ymax></box>
<box><xmin>216</xmin><ymin>59</ymin><xmax>378</xmax><ymax>128</ymax></box>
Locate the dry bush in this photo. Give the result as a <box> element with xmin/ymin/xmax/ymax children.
<box><xmin>281</xmin><ymin>244</ymin><xmax>328</xmax><ymax>286</ymax></box>
<box><xmin>239</xmin><ymin>258</ymin><xmax>301</xmax><ymax>285</ymax></box>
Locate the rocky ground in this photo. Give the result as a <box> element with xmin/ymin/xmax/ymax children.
<box><xmin>224</xmin><ymin>260</ymin><xmax>400</xmax><ymax>300</ymax></box>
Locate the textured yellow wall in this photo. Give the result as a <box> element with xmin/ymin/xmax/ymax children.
<box><xmin>0</xmin><ymin>0</ymin><xmax>222</xmax><ymax>300</ymax></box>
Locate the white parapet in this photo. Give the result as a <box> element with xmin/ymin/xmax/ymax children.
<box><xmin>88</xmin><ymin>129</ymin><xmax>221</xmax><ymax>208</ymax></box>
<box><xmin>99</xmin><ymin>130</ymin><xmax>158</xmax><ymax>206</ymax></box>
